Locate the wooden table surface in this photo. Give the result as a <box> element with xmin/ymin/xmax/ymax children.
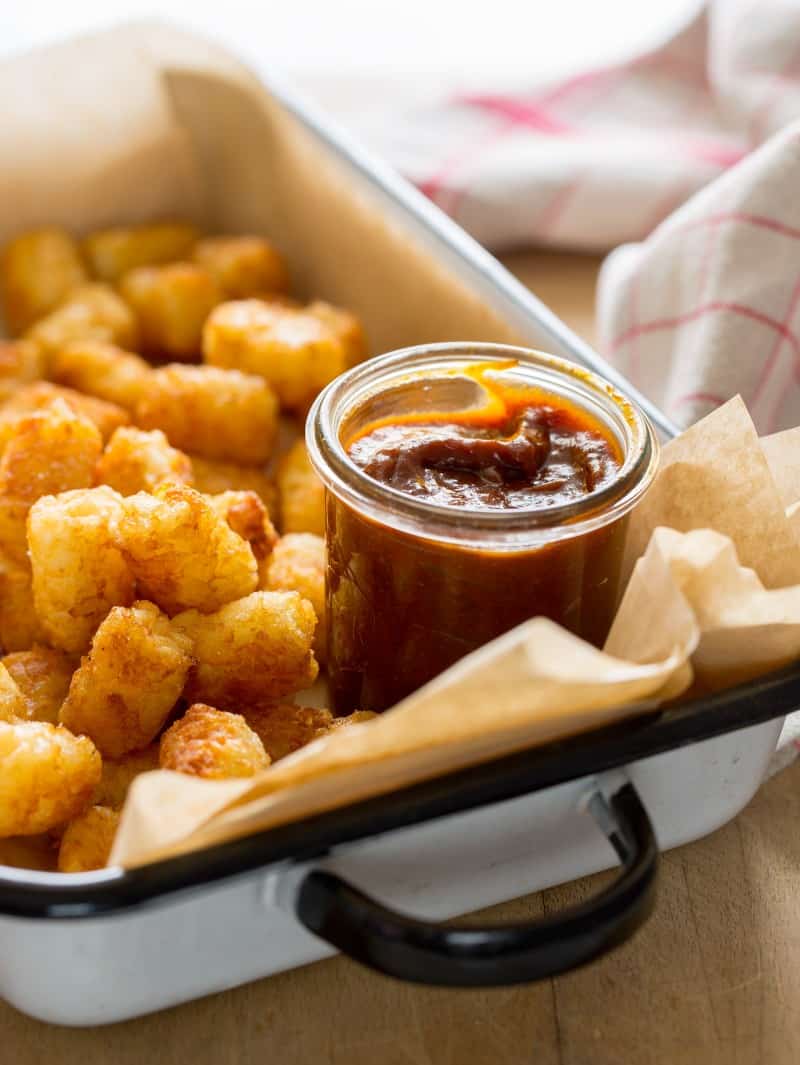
<box><xmin>4</xmin><ymin>251</ymin><xmax>799</xmax><ymax>1065</ymax></box>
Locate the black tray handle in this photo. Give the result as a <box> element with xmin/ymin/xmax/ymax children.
<box><xmin>294</xmin><ymin>779</ymin><xmax>658</xmax><ymax>987</ymax></box>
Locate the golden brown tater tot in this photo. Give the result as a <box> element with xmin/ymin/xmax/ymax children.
<box><xmin>60</xmin><ymin>600</ymin><xmax>192</xmax><ymax>759</ymax></box>
<box><xmin>82</xmin><ymin>223</ymin><xmax>198</xmax><ymax>283</ymax></box>
<box><xmin>119</xmin><ymin>483</ymin><xmax>257</xmax><ymax>615</ymax></box>
<box><xmin>0</xmin><ymin>228</ymin><xmax>87</xmax><ymax>334</ymax></box>
<box><xmin>193</xmin><ymin>236</ymin><xmax>289</xmax><ymax>299</ymax></box>
<box><xmin>2</xmin><ymin>646</ymin><xmax>75</xmax><ymax>724</ymax></box>
<box><xmin>119</xmin><ymin>263</ymin><xmax>221</xmax><ymax>359</ymax></box>
<box><xmin>57</xmin><ymin>805</ymin><xmax>120</xmax><ymax>872</ymax></box>
<box><xmin>173</xmin><ymin>590</ymin><xmax>318</xmax><ymax>709</ymax></box>
<box><xmin>276</xmin><ymin>439</ymin><xmax>325</xmax><ymax>536</ymax></box>
<box><xmin>95</xmin><ymin>426</ymin><xmax>194</xmax><ymax>495</ymax></box>
<box><xmin>28</xmin><ymin>486</ymin><xmax>134</xmax><ymax>653</ymax></box>
<box><xmin>203</xmin><ymin>299</ymin><xmax>346</xmax><ymax>412</ymax></box>
<box><xmin>159</xmin><ymin>703</ymin><xmax>269</xmax><ymax>780</ymax></box>
<box><xmin>52</xmin><ymin>341</ymin><xmax>152</xmax><ymax>411</ymax></box>
<box><xmin>0</xmin><ymin>720</ymin><xmax>100</xmax><ymax>836</ymax></box>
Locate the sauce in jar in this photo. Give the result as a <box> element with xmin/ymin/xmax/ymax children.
<box><xmin>308</xmin><ymin>346</ymin><xmax>658</xmax><ymax>714</ymax></box>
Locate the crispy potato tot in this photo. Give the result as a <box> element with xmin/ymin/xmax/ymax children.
<box><xmin>207</xmin><ymin>490</ymin><xmax>278</xmax><ymax>565</ymax></box>
<box><xmin>0</xmin><ymin>661</ymin><xmax>26</xmax><ymax>722</ymax></box>
<box><xmin>57</xmin><ymin>805</ymin><xmax>120</xmax><ymax>872</ymax></box>
<box><xmin>93</xmin><ymin>745</ymin><xmax>159</xmax><ymax>808</ymax></box>
<box><xmin>0</xmin><ymin>834</ymin><xmax>56</xmax><ymax>871</ymax></box>
<box><xmin>190</xmin><ymin>456</ymin><xmax>276</xmax><ymax>515</ymax></box>
<box><xmin>82</xmin><ymin>222</ymin><xmax>198</xmax><ymax>283</ymax></box>
<box><xmin>96</xmin><ymin>426</ymin><xmax>194</xmax><ymax>495</ymax></box>
<box><xmin>0</xmin><ymin>720</ymin><xmax>101</xmax><ymax>836</ymax></box>
<box><xmin>193</xmin><ymin>236</ymin><xmax>289</xmax><ymax>298</ymax></box>
<box><xmin>119</xmin><ymin>263</ymin><xmax>221</xmax><ymax>359</ymax></box>
<box><xmin>0</xmin><ymin>495</ymin><xmax>30</xmax><ymax>566</ymax></box>
<box><xmin>203</xmin><ymin>299</ymin><xmax>346</xmax><ymax>412</ymax></box>
<box><xmin>28</xmin><ymin>486</ymin><xmax>135</xmax><ymax>653</ymax></box>
<box><xmin>26</xmin><ymin>283</ymin><xmax>139</xmax><ymax>361</ymax></box>
<box><xmin>135</xmin><ymin>363</ymin><xmax>278</xmax><ymax>465</ymax></box>
<box><xmin>0</xmin><ymin>382</ymin><xmax>129</xmax><ymax>445</ymax></box>
<box><xmin>52</xmin><ymin>340</ymin><xmax>152</xmax><ymax>411</ymax></box>
<box><xmin>264</xmin><ymin>533</ymin><xmax>326</xmax><ymax>661</ymax></box>
<box><xmin>0</xmin><ymin>559</ymin><xmax>45</xmax><ymax>652</ymax></box>
<box><xmin>243</xmin><ymin>704</ymin><xmax>376</xmax><ymax>761</ymax></box>
<box><xmin>0</xmin><ymin>399</ymin><xmax>102</xmax><ymax>502</ymax></box>
<box><xmin>243</xmin><ymin>702</ymin><xmax>333</xmax><ymax>762</ymax></box>
<box><xmin>307</xmin><ymin>300</ymin><xmax>367</xmax><ymax>366</ymax></box>
<box><xmin>0</xmin><ymin>227</ymin><xmax>87</xmax><ymax>334</ymax></box>
<box><xmin>277</xmin><ymin>439</ymin><xmax>325</xmax><ymax>536</ymax></box>
<box><xmin>119</xmin><ymin>483</ymin><xmax>257</xmax><ymax>615</ymax></box>
<box><xmin>174</xmin><ymin>590</ymin><xmax>318</xmax><ymax>709</ymax></box>
<box><xmin>60</xmin><ymin>601</ymin><xmax>192</xmax><ymax>758</ymax></box>
<box><xmin>159</xmin><ymin>703</ymin><xmax>269</xmax><ymax>779</ymax></box>
<box><xmin>0</xmin><ymin>339</ymin><xmax>45</xmax><ymax>402</ymax></box>
<box><xmin>2</xmin><ymin>646</ymin><xmax>75</xmax><ymax>724</ymax></box>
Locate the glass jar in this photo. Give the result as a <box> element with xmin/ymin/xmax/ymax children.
<box><xmin>307</xmin><ymin>343</ymin><xmax>659</xmax><ymax>714</ymax></box>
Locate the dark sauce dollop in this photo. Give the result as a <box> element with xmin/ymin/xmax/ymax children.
<box><xmin>347</xmin><ymin>399</ymin><xmax>620</xmax><ymax>510</ymax></box>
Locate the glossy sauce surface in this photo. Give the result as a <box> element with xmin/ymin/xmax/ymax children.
<box><xmin>346</xmin><ymin>367</ymin><xmax>621</xmax><ymax>510</ymax></box>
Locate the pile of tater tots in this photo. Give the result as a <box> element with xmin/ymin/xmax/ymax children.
<box><xmin>0</xmin><ymin>222</ymin><xmax>373</xmax><ymax>874</ymax></box>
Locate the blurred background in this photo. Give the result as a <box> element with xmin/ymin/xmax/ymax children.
<box><xmin>0</xmin><ymin>1</ymin><xmax>701</xmax><ymax>121</ymax></box>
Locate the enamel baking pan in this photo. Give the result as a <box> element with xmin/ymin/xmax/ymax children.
<box><xmin>0</xmin><ymin>26</ymin><xmax>790</xmax><ymax>1026</ymax></box>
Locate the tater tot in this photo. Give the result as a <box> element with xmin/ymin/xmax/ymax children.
<box><xmin>0</xmin><ymin>382</ymin><xmax>130</xmax><ymax>445</ymax></box>
<box><xmin>82</xmin><ymin>222</ymin><xmax>198</xmax><ymax>283</ymax></box>
<box><xmin>243</xmin><ymin>702</ymin><xmax>333</xmax><ymax>762</ymax></box>
<box><xmin>119</xmin><ymin>483</ymin><xmax>257</xmax><ymax>615</ymax></box>
<box><xmin>52</xmin><ymin>340</ymin><xmax>152</xmax><ymax>411</ymax></box>
<box><xmin>193</xmin><ymin>236</ymin><xmax>289</xmax><ymax>298</ymax></box>
<box><xmin>28</xmin><ymin>486</ymin><xmax>135</xmax><ymax>653</ymax></box>
<box><xmin>0</xmin><ymin>227</ymin><xmax>87</xmax><ymax>335</ymax></box>
<box><xmin>0</xmin><ymin>662</ymin><xmax>26</xmax><ymax>722</ymax></box>
<box><xmin>307</xmin><ymin>300</ymin><xmax>367</xmax><ymax>366</ymax></box>
<box><xmin>0</xmin><ymin>399</ymin><xmax>102</xmax><ymax>502</ymax></box>
<box><xmin>57</xmin><ymin>805</ymin><xmax>120</xmax><ymax>872</ymax></box>
<box><xmin>207</xmin><ymin>490</ymin><xmax>278</xmax><ymax>565</ymax></box>
<box><xmin>0</xmin><ymin>560</ymin><xmax>45</xmax><ymax>652</ymax></box>
<box><xmin>264</xmin><ymin>533</ymin><xmax>326</xmax><ymax>661</ymax></box>
<box><xmin>0</xmin><ymin>720</ymin><xmax>101</xmax><ymax>836</ymax></box>
<box><xmin>95</xmin><ymin>426</ymin><xmax>194</xmax><ymax>495</ymax></box>
<box><xmin>2</xmin><ymin>646</ymin><xmax>75</xmax><ymax>724</ymax></box>
<box><xmin>159</xmin><ymin>704</ymin><xmax>269</xmax><ymax>779</ymax></box>
<box><xmin>25</xmin><ymin>283</ymin><xmax>139</xmax><ymax>361</ymax></box>
<box><xmin>60</xmin><ymin>601</ymin><xmax>192</xmax><ymax>759</ymax></box>
<box><xmin>92</xmin><ymin>745</ymin><xmax>159</xmax><ymax>808</ymax></box>
<box><xmin>277</xmin><ymin>439</ymin><xmax>325</xmax><ymax>535</ymax></box>
<box><xmin>0</xmin><ymin>339</ymin><xmax>45</xmax><ymax>402</ymax></box>
<box><xmin>0</xmin><ymin>834</ymin><xmax>57</xmax><ymax>871</ymax></box>
<box><xmin>119</xmin><ymin>263</ymin><xmax>221</xmax><ymax>359</ymax></box>
<box><xmin>135</xmin><ymin>363</ymin><xmax>278</xmax><ymax>465</ymax></box>
<box><xmin>190</xmin><ymin>456</ymin><xmax>276</xmax><ymax>516</ymax></box>
<box><xmin>173</xmin><ymin>590</ymin><xmax>318</xmax><ymax>709</ymax></box>
<box><xmin>0</xmin><ymin>495</ymin><xmax>30</xmax><ymax>566</ymax></box>
<box><xmin>203</xmin><ymin>300</ymin><xmax>346</xmax><ymax>412</ymax></box>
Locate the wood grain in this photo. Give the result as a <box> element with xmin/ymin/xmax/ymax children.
<box><xmin>2</xmin><ymin>251</ymin><xmax>798</xmax><ymax>1064</ymax></box>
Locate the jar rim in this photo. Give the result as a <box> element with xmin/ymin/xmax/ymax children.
<box><xmin>307</xmin><ymin>343</ymin><xmax>659</xmax><ymax>550</ymax></box>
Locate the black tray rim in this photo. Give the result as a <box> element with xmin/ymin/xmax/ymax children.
<box><xmin>0</xmin><ymin>661</ymin><xmax>795</xmax><ymax>920</ymax></box>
